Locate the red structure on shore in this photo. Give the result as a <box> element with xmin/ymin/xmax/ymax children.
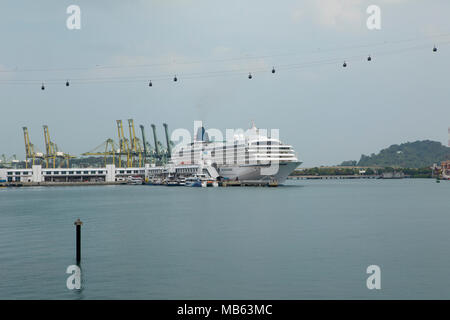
<box><xmin>440</xmin><ymin>161</ymin><xmax>450</xmax><ymax>180</ymax></box>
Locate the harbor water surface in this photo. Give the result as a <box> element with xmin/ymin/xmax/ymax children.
<box><xmin>1</xmin><ymin>179</ymin><xmax>450</xmax><ymax>299</ymax></box>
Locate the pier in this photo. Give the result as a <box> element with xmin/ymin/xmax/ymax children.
<box><xmin>0</xmin><ymin>181</ymin><xmax>126</xmax><ymax>187</ymax></box>
<box><xmin>288</xmin><ymin>175</ymin><xmax>381</xmax><ymax>180</ymax></box>
<box><xmin>221</xmin><ymin>180</ymin><xmax>278</xmax><ymax>187</ymax></box>
<box><xmin>289</xmin><ymin>173</ymin><xmax>411</xmax><ymax>180</ymax></box>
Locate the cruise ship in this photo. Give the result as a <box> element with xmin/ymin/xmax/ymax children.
<box><xmin>170</xmin><ymin>124</ymin><xmax>301</xmax><ymax>184</ymax></box>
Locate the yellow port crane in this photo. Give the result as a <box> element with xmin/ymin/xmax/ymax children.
<box><xmin>82</xmin><ymin>138</ymin><xmax>118</xmax><ymax>167</ymax></box>
<box><xmin>22</xmin><ymin>127</ymin><xmax>44</xmax><ymax>168</ymax></box>
<box><xmin>116</xmin><ymin>120</ymin><xmax>131</xmax><ymax>167</ymax></box>
<box><xmin>127</xmin><ymin>119</ymin><xmax>143</xmax><ymax>167</ymax></box>
<box><xmin>43</xmin><ymin>125</ymin><xmax>75</xmax><ymax>168</ymax></box>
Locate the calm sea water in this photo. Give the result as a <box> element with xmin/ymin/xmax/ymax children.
<box><xmin>0</xmin><ymin>179</ymin><xmax>450</xmax><ymax>299</ymax></box>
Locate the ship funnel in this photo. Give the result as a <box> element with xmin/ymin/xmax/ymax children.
<box><xmin>195</xmin><ymin>127</ymin><xmax>209</xmax><ymax>142</ymax></box>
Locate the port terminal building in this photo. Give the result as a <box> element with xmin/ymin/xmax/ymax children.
<box><xmin>0</xmin><ymin>165</ymin><xmax>145</xmax><ymax>183</ymax></box>
<box><xmin>0</xmin><ymin>163</ymin><xmax>215</xmax><ymax>184</ymax></box>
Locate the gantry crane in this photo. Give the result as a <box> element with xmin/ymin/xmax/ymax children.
<box><xmin>139</xmin><ymin>124</ymin><xmax>153</xmax><ymax>164</ymax></box>
<box><xmin>163</xmin><ymin>123</ymin><xmax>172</xmax><ymax>159</ymax></box>
<box><xmin>150</xmin><ymin>124</ymin><xmax>173</xmax><ymax>165</ymax></box>
<box><xmin>22</xmin><ymin>127</ymin><xmax>44</xmax><ymax>168</ymax></box>
<box><xmin>42</xmin><ymin>125</ymin><xmax>75</xmax><ymax>168</ymax></box>
<box><xmin>43</xmin><ymin>125</ymin><xmax>56</xmax><ymax>168</ymax></box>
<box><xmin>128</xmin><ymin>119</ymin><xmax>144</xmax><ymax>167</ymax></box>
<box><xmin>116</xmin><ymin>120</ymin><xmax>131</xmax><ymax>167</ymax></box>
<box><xmin>151</xmin><ymin>124</ymin><xmax>161</xmax><ymax>162</ymax></box>
<box><xmin>82</xmin><ymin>138</ymin><xmax>118</xmax><ymax>167</ymax></box>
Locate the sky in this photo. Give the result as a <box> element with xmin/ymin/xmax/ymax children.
<box><xmin>0</xmin><ymin>0</ymin><xmax>449</xmax><ymax>167</ymax></box>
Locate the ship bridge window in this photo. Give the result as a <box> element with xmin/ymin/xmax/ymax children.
<box><xmin>253</xmin><ymin>141</ymin><xmax>279</xmax><ymax>146</ymax></box>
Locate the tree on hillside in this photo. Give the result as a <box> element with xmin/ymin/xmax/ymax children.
<box><xmin>356</xmin><ymin>140</ymin><xmax>450</xmax><ymax>168</ymax></box>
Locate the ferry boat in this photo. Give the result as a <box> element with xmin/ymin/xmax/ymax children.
<box><xmin>127</xmin><ymin>176</ymin><xmax>143</xmax><ymax>185</ymax></box>
<box><xmin>165</xmin><ymin>174</ymin><xmax>179</xmax><ymax>186</ymax></box>
<box><xmin>185</xmin><ymin>175</ymin><xmax>203</xmax><ymax>187</ymax></box>
<box><xmin>170</xmin><ymin>123</ymin><xmax>301</xmax><ymax>184</ymax></box>
<box><xmin>178</xmin><ymin>177</ymin><xmax>186</xmax><ymax>186</ymax></box>
<box><xmin>145</xmin><ymin>177</ymin><xmax>163</xmax><ymax>185</ymax></box>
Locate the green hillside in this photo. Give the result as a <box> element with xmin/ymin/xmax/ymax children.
<box><xmin>356</xmin><ymin>140</ymin><xmax>450</xmax><ymax>168</ymax></box>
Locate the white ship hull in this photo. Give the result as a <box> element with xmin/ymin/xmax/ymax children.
<box><xmin>217</xmin><ymin>161</ymin><xmax>301</xmax><ymax>184</ymax></box>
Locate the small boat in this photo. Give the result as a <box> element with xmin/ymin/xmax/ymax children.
<box><xmin>145</xmin><ymin>178</ymin><xmax>163</xmax><ymax>185</ymax></box>
<box><xmin>178</xmin><ymin>177</ymin><xmax>186</xmax><ymax>186</ymax></box>
<box><xmin>127</xmin><ymin>176</ymin><xmax>143</xmax><ymax>185</ymax></box>
<box><xmin>185</xmin><ymin>174</ymin><xmax>209</xmax><ymax>187</ymax></box>
<box><xmin>185</xmin><ymin>176</ymin><xmax>202</xmax><ymax>187</ymax></box>
<box><xmin>165</xmin><ymin>173</ymin><xmax>180</xmax><ymax>186</ymax></box>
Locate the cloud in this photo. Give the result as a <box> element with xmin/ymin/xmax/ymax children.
<box><xmin>302</xmin><ymin>0</ymin><xmax>413</xmax><ymax>28</ymax></box>
<box><xmin>291</xmin><ymin>8</ymin><xmax>304</xmax><ymax>22</ymax></box>
<box><xmin>292</xmin><ymin>0</ymin><xmax>383</xmax><ymax>30</ymax></box>
<box><xmin>311</xmin><ymin>0</ymin><xmax>364</xmax><ymax>28</ymax></box>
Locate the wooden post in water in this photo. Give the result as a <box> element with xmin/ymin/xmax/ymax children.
<box><xmin>74</xmin><ymin>219</ymin><xmax>83</xmax><ymax>264</ymax></box>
